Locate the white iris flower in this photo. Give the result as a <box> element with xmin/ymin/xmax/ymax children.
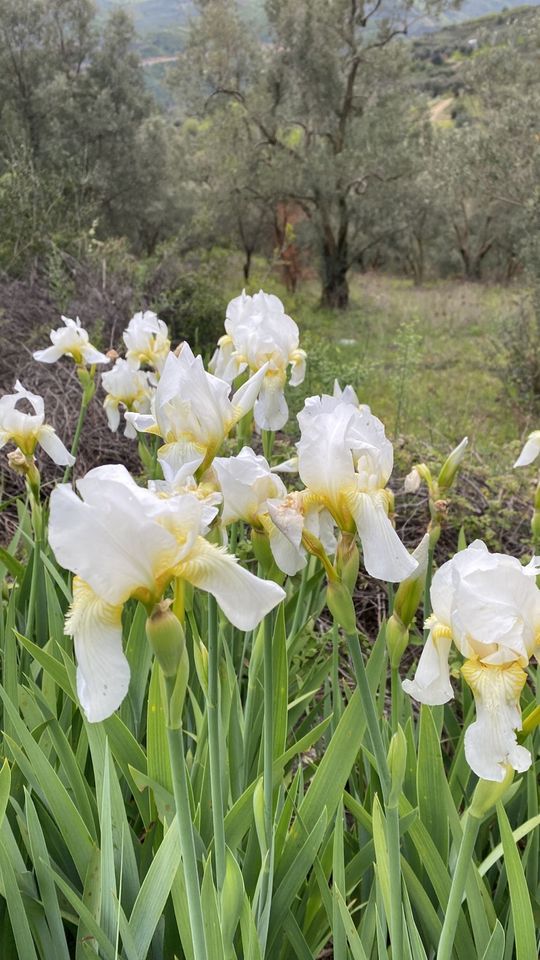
<box><xmin>403</xmin><ymin>540</ymin><xmax>540</xmax><ymax>781</ymax></box>
<box><xmin>296</xmin><ymin>392</ymin><xmax>416</xmax><ymax>582</ymax></box>
<box><xmin>33</xmin><ymin>316</ymin><xmax>109</xmax><ymax>366</ymax></box>
<box><xmin>101</xmin><ymin>358</ymin><xmax>154</xmax><ymax>439</ymax></box>
<box><xmin>123</xmin><ymin>310</ymin><xmax>170</xmax><ymax>372</ymax></box>
<box><xmin>0</xmin><ymin>381</ymin><xmax>74</xmax><ymax>466</ymax></box>
<box><xmin>49</xmin><ymin>464</ymin><xmax>285</xmax><ymax>722</ymax></box>
<box><xmin>126</xmin><ymin>343</ymin><xmax>268</xmax><ymax>477</ymax></box>
<box><xmin>210</xmin><ymin>290</ymin><xmax>306</xmax><ymax>431</ymax></box>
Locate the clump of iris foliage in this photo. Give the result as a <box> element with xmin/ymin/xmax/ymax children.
<box><xmin>0</xmin><ymin>292</ymin><xmax>538</xmax><ymax>960</ymax></box>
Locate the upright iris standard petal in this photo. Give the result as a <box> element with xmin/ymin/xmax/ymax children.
<box><xmin>174</xmin><ymin>537</ymin><xmax>285</xmax><ymax>631</ymax></box>
<box><xmin>254</xmin><ymin>374</ymin><xmax>289</xmax><ymax>431</ymax></box>
<box><xmin>266</xmin><ymin>495</ymin><xmax>308</xmax><ymax>575</ymax></box>
<box><xmin>214</xmin><ymin>447</ymin><xmax>285</xmax><ymax>524</ymax></box>
<box><xmin>48</xmin><ymin>470</ymin><xmax>182</xmax><ymax>605</ymax></box>
<box><xmin>123</xmin><ymin>311</ymin><xmax>170</xmax><ymax>372</ymax></box>
<box><xmin>33</xmin><ymin>316</ymin><xmax>109</xmax><ymax>366</ymax></box>
<box><xmin>461</xmin><ymin>660</ymin><xmax>532</xmax><ymax>782</ymax></box>
<box><xmin>126</xmin><ymin>345</ymin><xmax>268</xmax><ymax>474</ymax></box>
<box><xmin>65</xmin><ymin>579</ymin><xmax>128</xmax><ymax>723</ymax></box>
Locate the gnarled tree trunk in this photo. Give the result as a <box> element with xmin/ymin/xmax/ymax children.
<box><xmin>319</xmin><ymin>206</ymin><xmax>349</xmax><ymax>309</ymax></box>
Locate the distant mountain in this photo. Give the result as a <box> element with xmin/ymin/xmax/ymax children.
<box><xmin>94</xmin><ymin>0</ymin><xmax>540</xmax><ymax>103</ymax></box>
<box><xmin>95</xmin><ymin>0</ymin><xmax>539</xmax><ymax>39</ymax></box>
<box><xmin>413</xmin><ymin>0</ymin><xmax>539</xmax><ymax>32</ymax></box>
<box><xmin>412</xmin><ymin>2</ymin><xmax>539</xmax><ymax>94</ymax></box>
<box><xmin>439</xmin><ymin>0</ymin><xmax>538</xmax><ymax>18</ymax></box>
<box><xmin>95</xmin><ymin>0</ymin><xmax>194</xmax><ymax>32</ymax></box>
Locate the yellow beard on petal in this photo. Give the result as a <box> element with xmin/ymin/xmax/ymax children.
<box><xmin>461</xmin><ymin>658</ymin><xmax>527</xmax><ymax>707</ymax></box>
<box><xmin>65</xmin><ymin>577</ymin><xmax>123</xmax><ymax>637</ymax></box>
<box><xmin>427</xmin><ymin>618</ymin><xmax>453</xmax><ymax>643</ymax></box>
<box><xmin>11</xmin><ymin>429</ymin><xmax>39</xmax><ymax>457</ymax></box>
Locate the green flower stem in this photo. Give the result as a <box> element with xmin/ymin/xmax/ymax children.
<box><xmin>164</xmin><ymin>674</ymin><xmax>208</xmax><ymax>960</ymax></box>
<box><xmin>437</xmin><ymin>811</ymin><xmax>480</xmax><ymax>960</ymax></box>
<box><xmin>207</xmin><ymin>594</ymin><xmax>226</xmax><ymax>892</ymax></box>
<box><xmin>390</xmin><ymin>665</ymin><xmax>401</xmax><ymax>734</ymax></box>
<box><xmin>25</xmin><ymin>491</ymin><xmax>43</xmax><ymax>641</ymax></box>
<box><xmin>258</xmin><ymin>611</ymin><xmax>276</xmax><ymax>937</ymax></box>
<box><xmin>236</xmin><ymin>408</ymin><xmax>252</xmax><ymax>452</ymax></box>
<box><xmin>262</xmin><ymin>429</ymin><xmax>274</xmax><ymax>464</ymax></box>
<box><xmin>263</xmin><ymin>612</ymin><xmax>274</xmax><ymax>848</ymax></box>
<box><xmin>229</xmin><ymin>521</ymin><xmax>239</xmax><ymax>556</ymax></box>
<box><xmin>289</xmin><ymin>559</ymin><xmax>310</xmax><ymax>640</ymax></box>
<box><xmin>63</xmin><ymin>370</ymin><xmax>95</xmax><ymax>482</ymax></box>
<box><xmin>346</xmin><ymin>630</ymin><xmax>402</xmax><ymax>959</ymax></box>
<box><xmin>423</xmin><ymin>541</ymin><xmax>436</xmax><ymax>624</ymax></box>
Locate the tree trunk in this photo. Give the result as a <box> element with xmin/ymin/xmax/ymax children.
<box><xmin>321</xmin><ymin>263</ymin><xmax>349</xmax><ymax>308</ymax></box>
<box><xmin>243</xmin><ymin>248</ymin><xmax>252</xmax><ymax>282</ymax></box>
<box><xmin>413</xmin><ymin>234</ymin><xmax>424</xmax><ymax>286</ymax></box>
<box><xmin>320</xmin><ymin>233</ymin><xmax>349</xmax><ymax>309</ymax></box>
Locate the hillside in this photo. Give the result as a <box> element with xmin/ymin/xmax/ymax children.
<box><xmin>417</xmin><ymin>0</ymin><xmax>539</xmax><ymax>29</ymax></box>
<box><xmin>96</xmin><ymin>0</ymin><xmax>540</xmax><ymax>50</ymax></box>
<box><xmin>412</xmin><ymin>3</ymin><xmax>540</xmax><ymax>98</ymax></box>
<box><xmin>94</xmin><ymin>0</ymin><xmax>540</xmax><ymax>106</ymax></box>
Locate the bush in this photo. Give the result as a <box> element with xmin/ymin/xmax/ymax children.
<box><xmin>145</xmin><ymin>246</ymin><xmax>229</xmax><ymax>357</ymax></box>
<box><xmin>498</xmin><ymin>287</ymin><xmax>540</xmax><ymax>411</ymax></box>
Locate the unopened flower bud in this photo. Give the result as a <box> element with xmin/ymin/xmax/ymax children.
<box><xmin>404</xmin><ymin>467</ymin><xmax>421</xmax><ymax>493</ymax></box>
<box><xmin>520</xmin><ymin>704</ymin><xmax>540</xmax><ymax>740</ymax></box>
<box><xmin>146</xmin><ymin>601</ymin><xmax>186</xmax><ymax>677</ymax></box>
<box><xmin>532</xmin><ymin>509</ymin><xmax>540</xmax><ymax>546</ymax></box>
<box><xmin>386</xmin><ymin>613</ymin><xmax>409</xmax><ymax>668</ymax></box>
<box><xmin>438</xmin><ymin>437</ymin><xmax>468</xmax><ymax>492</ymax></box>
<box><xmin>326</xmin><ymin>579</ymin><xmax>357</xmax><ymax>634</ymax></box>
<box><xmin>8</xmin><ymin>449</ymin><xmax>40</xmax><ymax>496</ymax></box>
<box><xmin>393</xmin><ymin>533</ymin><xmax>429</xmax><ymax>630</ymax></box>
<box><xmin>404</xmin><ymin>462</ymin><xmax>432</xmax><ymax>494</ymax></box>
<box><xmin>302</xmin><ymin>529</ymin><xmax>337</xmax><ymax>581</ymax></box>
<box><xmin>194</xmin><ymin>639</ymin><xmax>208</xmax><ymax>694</ymax></box>
<box><xmin>8</xmin><ymin>448</ymin><xmax>32</xmax><ymax>476</ymax></box>
<box><xmin>78</xmin><ymin>365</ymin><xmax>96</xmax><ymax>403</ymax></box>
<box><xmin>387</xmin><ymin>725</ymin><xmax>407</xmax><ymax>807</ymax></box>
<box><xmin>251</xmin><ymin>528</ymin><xmax>274</xmax><ymax>573</ymax></box>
